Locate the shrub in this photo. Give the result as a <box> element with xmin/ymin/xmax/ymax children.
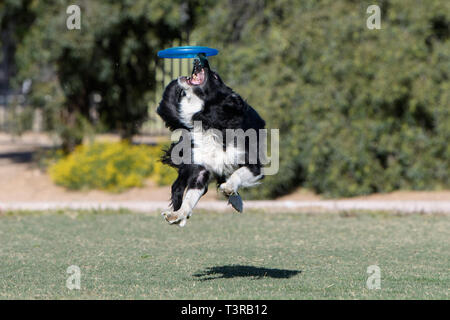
<box><xmin>49</xmin><ymin>141</ymin><xmax>177</xmax><ymax>192</ymax></box>
<box><xmin>193</xmin><ymin>0</ymin><xmax>450</xmax><ymax>198</ymax></box>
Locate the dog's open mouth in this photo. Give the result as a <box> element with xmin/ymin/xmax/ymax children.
<box><xmin>185</xmin><ymin>59</ymin><xmax>206</xmax><ymax>86</ymax></box>
<box><xmin>186</xmin><ymin>68</ymin><xmax>205</xmax><ymax>86</ymax></box>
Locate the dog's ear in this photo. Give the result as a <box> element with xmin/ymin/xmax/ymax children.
<box><xmin>157</xmin><ymin>80</ymin><xmax>190</xmax><ymax>131</ymax></box>
<box><xmin>222</xmin><ymin>93</ymin><xmax>245</xmax><ymax>111</ymax></box>
<box><xmin>208</xmin><ymin>70</ymin><xmax>222</xmax><ymax>82</ymax></box>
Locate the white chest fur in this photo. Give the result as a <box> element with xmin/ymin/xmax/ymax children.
<box><xmin>179</xmin><ymin>93</ymin><xmax>204</xmax><ymax>128</ymax></box>
<box><xmin>191</xmin><ymin>130</ymin><xmax>244</xmax><ymax>177</ymax></box>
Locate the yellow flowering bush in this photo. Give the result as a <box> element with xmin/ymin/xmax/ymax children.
<box><xmin>49</xmin><ymin>141</ymin><xmax>177</xmax><ymax>192</ymax></box>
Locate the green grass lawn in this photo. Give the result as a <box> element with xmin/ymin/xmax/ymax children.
<box><xmin>0</xmin><ymin>209</ymin><xmax>448</xmax><ymax>299</ymax></box>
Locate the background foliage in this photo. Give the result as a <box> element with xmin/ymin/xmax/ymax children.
<box><xmin>6</xmin><ymin>0</ymin><xmax>212</xmax><ymax>150</ymax></box>
<box><xmin>1</xmin><ymin>0</ymin><xmax>449</xmax><ymax>197</ymax></box>
<box><xmin>192</xmin><ymin>0</ymin><xmax>450</xmax><ymax>198</ymax></box>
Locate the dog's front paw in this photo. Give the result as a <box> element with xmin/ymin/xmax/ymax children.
<box><xmin>219</xmin><ymin>182</ymin><xmax>237</xmax><ymax>197</ymax></box>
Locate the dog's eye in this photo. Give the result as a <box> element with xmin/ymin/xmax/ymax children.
<box><xmin>178</xmin><ymin>90</ymin><xmax>186</xmax><ymax>98</ymax></box>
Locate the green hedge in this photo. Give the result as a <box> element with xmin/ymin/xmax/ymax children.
<box><xmin>193</xmin><ymin>0</ymin><xmax>450</xmax><ymax>198</ymax></box>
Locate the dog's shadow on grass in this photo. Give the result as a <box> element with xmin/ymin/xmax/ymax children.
<box><xmin>193</xmin><ymin>265</ymin><xmax>301</xmax><ymax>281</ymax></box>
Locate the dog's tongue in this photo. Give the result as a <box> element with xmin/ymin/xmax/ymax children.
<box><xmin>190</xmin><ymin>69</ymin><xmax>205</xmax><ymax>85</ymax></box>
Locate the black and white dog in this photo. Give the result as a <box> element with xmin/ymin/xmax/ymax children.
<box><xmin>157</xmin><ymin>58</ymin><xmax>265</xmax><ymax>226</ymax></box>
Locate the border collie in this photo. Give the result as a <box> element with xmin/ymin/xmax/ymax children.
<box><xmin>157</xmin><ymin>58</ymin><xmax>266</xmax><ymax>226</ymax></box>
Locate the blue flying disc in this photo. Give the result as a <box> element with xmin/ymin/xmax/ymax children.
<box><xmin>157</xmin><ymin>46</ymin><xmax>219</xmax><ymax>59</ymax></box>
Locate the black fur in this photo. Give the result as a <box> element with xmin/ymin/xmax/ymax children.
<box><xmin>157</xmin><ymin>82</ymin><xmax>189</xmax><ymax>131</ymax></box>
<box><xmin>157</xmin><ymin>60</ymin><xmax>265</xmax><ymax>209</ymax></box>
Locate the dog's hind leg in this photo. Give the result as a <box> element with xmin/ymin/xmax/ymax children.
<box><xmin>219</xmin><ymin>165</ymin><xmax>263</xmax><ymax>196</ymax></box>
<box><xmin>170</xmin><ymin>168</ymin><xmax>189</xmax><ymax>211</ymax></box>
<box><xmin>163</xmin><ymin>165</ymin><xmax>210</xmax><ymax>227</ymax></box>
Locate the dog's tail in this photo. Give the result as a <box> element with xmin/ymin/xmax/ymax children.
<box><xmin>160</xmin><ymin>141</ymin><xmax>188</xmax><ymax>170</ymax></box>
<box><xmin>160</xmin><ymin>143</ymin><xmax>177</xmax><ymax>168</ymax></box>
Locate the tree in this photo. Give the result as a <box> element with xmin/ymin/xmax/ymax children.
<box><xmin>13</xmin><ymin>0</ymin><xmax>212</xmax><ymax>151</ymax></box>
<box><xmin>0</xmin><ymin>0</ymin><xmax>36</xmax><ymax>94</ymax></box>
